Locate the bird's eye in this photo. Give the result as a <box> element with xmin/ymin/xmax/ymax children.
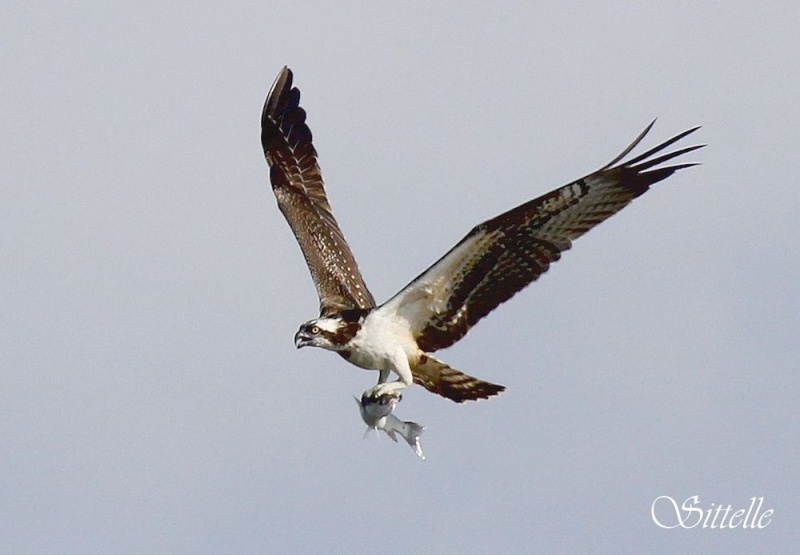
<box><xmin>310</xmin><ymin>325</ymin><xmax>320</xmax><ymax>335</ymax></box>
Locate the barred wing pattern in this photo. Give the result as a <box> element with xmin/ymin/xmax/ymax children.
<box><xmin>261</xmin><ymin>67</ymin><xmax>375</xmax><ymax>316</ymax></box>
<box><xmin>383</xmin><ymin>122</ymin><xmax>703</xmax><ymax>352</ymax></box>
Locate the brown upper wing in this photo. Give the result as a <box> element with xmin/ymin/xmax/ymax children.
<box><xmin>261</xmin><ymin>67</ymin><xmax>375</xmax><ymax>316</ymax></box>
<box><xmin>381</xmin><ymin>121</ymin><xmax>703</xmax><ymax>352</ymax></box>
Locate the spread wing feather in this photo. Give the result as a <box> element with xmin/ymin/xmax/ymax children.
<box><xmin>382</xmin><ymin>122</ymin><xmax>703</xmax><ymax>352</ymax></box>
<box><xmin>261</xmin><ymin>67</ymin><xmax>375</xmax><ymax>316</ymax></box>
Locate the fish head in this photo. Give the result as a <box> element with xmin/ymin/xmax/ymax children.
<box><xmin>356</xmin><ymin>390</ymin><xmax>401</xmax><ymax>428</ymax></box>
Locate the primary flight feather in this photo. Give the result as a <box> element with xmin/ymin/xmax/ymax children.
<box><xmin>261</xmin><ymin>66</ymin><xmax>703</xmax><ymax>403</ymax></box>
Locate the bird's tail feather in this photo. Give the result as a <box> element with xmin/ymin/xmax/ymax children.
<box><xmin>412</xmin><ymin>354</ymin><xmax>505</xmax><ymax>403</ymax></box>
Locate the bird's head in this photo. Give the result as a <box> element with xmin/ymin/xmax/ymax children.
<box><xmin>294</xmin><ymin>316</ymin><xmax>346</xmax><ymax>351</ymax></box>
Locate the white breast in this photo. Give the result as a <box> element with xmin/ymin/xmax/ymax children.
<box><xmin>346</xmin><ymin>309</ymin><xmax>417</xmax><ymax>371</ymax></box>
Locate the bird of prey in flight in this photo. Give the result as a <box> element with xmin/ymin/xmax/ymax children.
<box><xmin>261</xmin><ymin>66</ymin><xmax>702</xmax><ymax>403</ymax></box>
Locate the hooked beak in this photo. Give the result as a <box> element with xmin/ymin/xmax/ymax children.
<box><xmin>294</xmin><ymin>330</ymin><xmax>312</xmax><ymax>349</ymax></box>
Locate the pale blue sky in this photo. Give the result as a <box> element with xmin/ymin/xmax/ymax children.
<box><xmin>2</xmin><ymin>3</ymin><xmax>798</xmax><ymax>553</ymax></box>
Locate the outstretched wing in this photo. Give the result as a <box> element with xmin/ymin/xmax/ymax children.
<box><xmin>261</xmin><ymin>66</ymin><xmax>375</xmax><ymax>316</ymax></box>
<box><xmin>381</xmin><ymin>121</ymin><xmax>703</xmax><ymax>352</ymax></box>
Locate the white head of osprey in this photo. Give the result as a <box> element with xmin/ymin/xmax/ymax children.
<box><xmin>651</xmin><ymin>495</ymin><xmax>773</xmax><ymax>529</ymax></box>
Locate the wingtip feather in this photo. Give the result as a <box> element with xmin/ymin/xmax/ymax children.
<box><xmin>602</xmin><ymin>119</ymin><xmax>657</xmax><ymax>169</ymax></box>
<box><xmin>262</xmin><ymin>66</ymin><xmax>294</xmax><ymax>125</ymax></box>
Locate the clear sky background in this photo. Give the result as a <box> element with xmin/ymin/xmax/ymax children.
<box><xmin>2</xmin><ymin>3</ymin><xmax>798</xmax><ymax>553</ymax></box>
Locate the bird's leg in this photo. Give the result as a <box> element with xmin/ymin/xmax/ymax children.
<box><xmin>365</xmin><ymin>348</ymin><xmax>413</xmax><ymax>398</ymax></box>
<box><xmin>371</xmin><ymin>380</ymin><xmax>407</xmax><ymax>396</ymax></box>
<box><xmin>358</xmin><ymin>369</ymin><xmax>400</xmax><ymax>428</ymax></box>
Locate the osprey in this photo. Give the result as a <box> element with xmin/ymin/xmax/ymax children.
<box><xmin>261</xmin><ymin>66</ymin><xmax>702</xmax><ymax>403</ymax></box>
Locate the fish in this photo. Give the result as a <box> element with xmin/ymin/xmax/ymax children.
<box><xmin>356</xmin><ymin>390</ymin><xmax>426</xmax><ymax>460</ymax></box>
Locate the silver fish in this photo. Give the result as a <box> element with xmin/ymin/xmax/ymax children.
<box><xmin>356</xmin><ymin>390</ymin><xmax>426</xmax><ymax>460</ymax></box>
